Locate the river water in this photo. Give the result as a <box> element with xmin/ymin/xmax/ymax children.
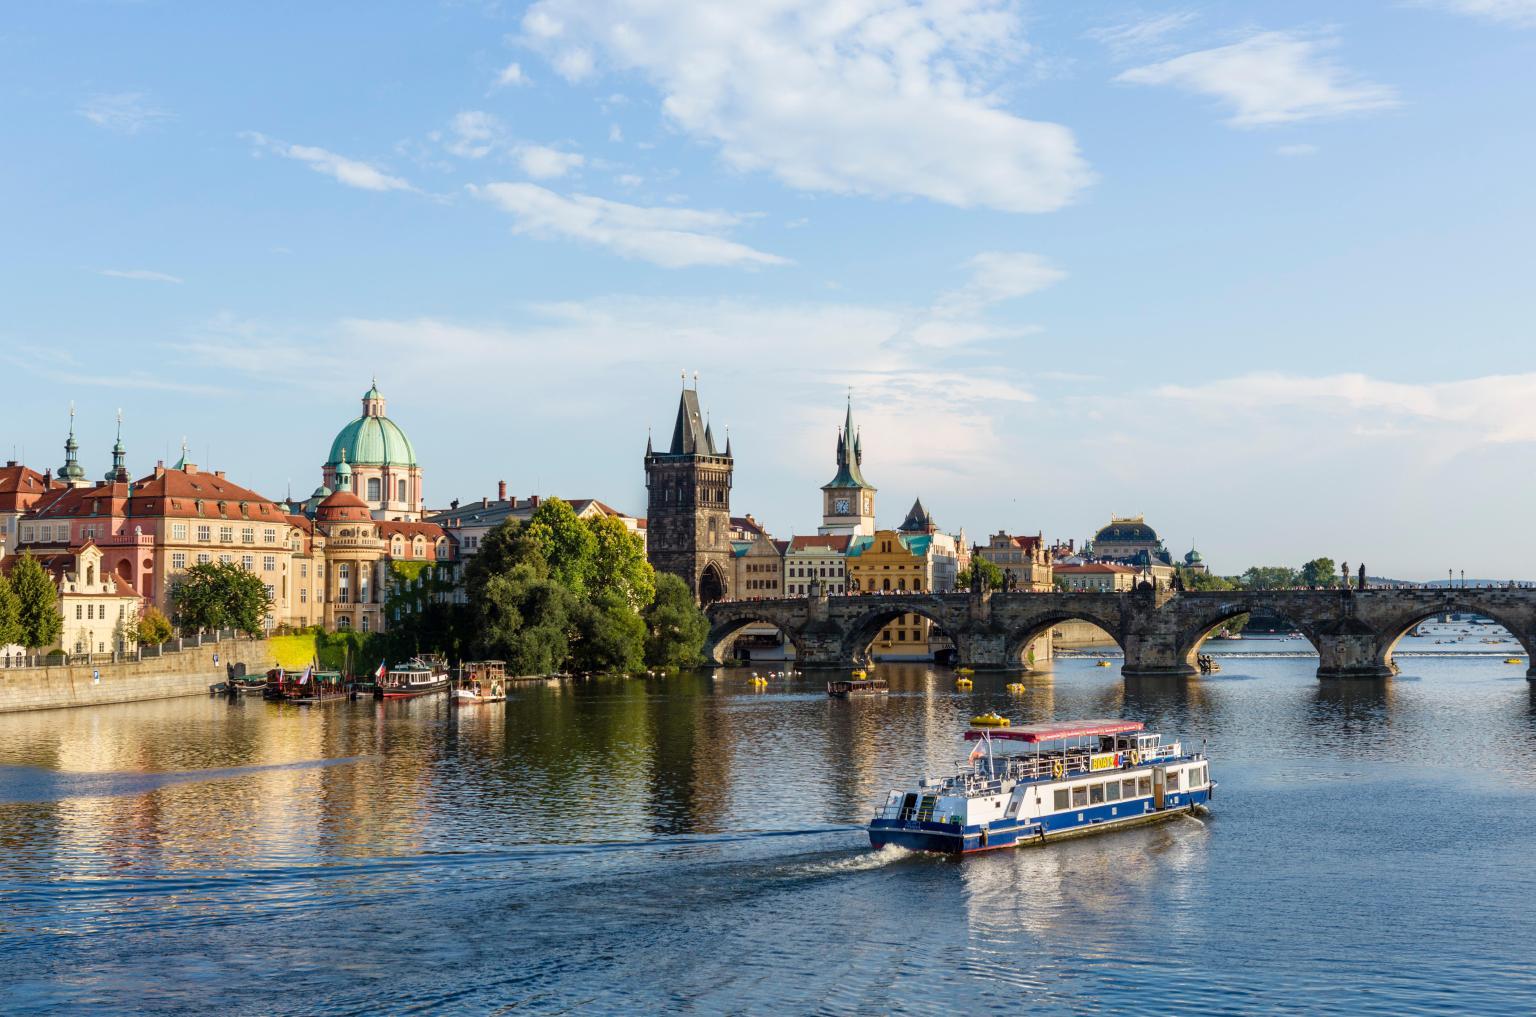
<box><xmin>3</xmin><ymin>640</ymin><xmax>1536</xmax><ymax>1014</ymax></box>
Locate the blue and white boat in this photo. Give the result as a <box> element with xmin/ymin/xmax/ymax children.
<box><xmin>868</xmin><ymin>719</ymin><xmax>1214</xmax><ymax>854</ymax></box>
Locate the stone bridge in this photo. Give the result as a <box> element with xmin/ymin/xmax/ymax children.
<box><xmin>704</xmin><ymin>587</ymin><xmax>1536</xmax><ymax>679</ymax></box>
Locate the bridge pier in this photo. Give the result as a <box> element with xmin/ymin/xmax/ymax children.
<box><xmin>1315</xmin><ymin>629</ymin><xmax>1395</xmax><ymax>681</ymax></box>
<box><xmin>952</xmin><ymin>630</ymin><xmax>1010</xmax><ymax>671</ymax></box>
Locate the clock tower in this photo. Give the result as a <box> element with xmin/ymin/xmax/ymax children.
<box><xmin>818</xmin><ymin>398</ymin><xmax>876</xmax><ymax>537</ymax></box>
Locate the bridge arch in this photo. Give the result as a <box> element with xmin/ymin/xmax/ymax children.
<box><xmin>1002</xmin><ymin>609</ymin><xmax>1128</xmax><ymax>670</ymax></box>
<box><xmin>840</xmin><ymin>601</ymin><xmax>964</xmax><ymax>666</ymax></box>
<box><xmin>1173</xmin><ymin>597</ymin><xmax>1328</xmax><ymax>672</ymax></box>
<box><xmin>702</xmin><ymin>611</ymin><xmax>806</xmax><ymax>665</ymax></box>
<box><xmin>1373</xmin><ymin>597</ymin><xmax>1536</xmax><ymax>676</ymax></box>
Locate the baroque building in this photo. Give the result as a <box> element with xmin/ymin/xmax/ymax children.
<box><xmin>321</xmin><ymin>382</ymin><xmax>424</xmax><ymax>521</ymax></box>
<box><xmin>644</xmin><ymin>382</ymin><xmax>734</xmax><ymax>604</ymax></box>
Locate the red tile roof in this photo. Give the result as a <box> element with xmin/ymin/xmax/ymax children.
<box><xmin>0</xmin><ymin>463</ymin><xmax>54</xmax><ymax>513</ymax></box>
<box><xmin>788</xmin><ymin>534</ymin><xmax>852</xmax><ymax>552</ymax></box>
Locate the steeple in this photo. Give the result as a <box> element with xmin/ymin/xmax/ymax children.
<box><xmin>334</xmin><ymin>447</ymin><xmax>353</xmax><ymax>491</ymax></box>
<box><xmin>822</xmin><ymin>394</ymin><xmax>873</xmax><ymax>492</ymax></box>
<box><xmin>666</xmin><ymin>380</ymin><xmax>720</xmax><ymax>456</ymax></box>
<box><xmin>59</xmin><ymin>403</ymin><xmax>86</xmax><ymax>487</ymax></box>
<box><xmin>104</xmin><ymin>409</ymin><xmax>129</xmax><ymax>483</ymax></box>
<box><xmin>173</xmin><ymin>437</ymin><xmax>190</xmax><ymax>471</ymax></box>
<box><xmin>362</xmin><ymin>379</ymin><xmax>386</xmax><ymax>418</ymax></box>
<box><xmin>899</xmin><ymin>497</ymin><xmax>935</xmax><ymax>534</ymax></box>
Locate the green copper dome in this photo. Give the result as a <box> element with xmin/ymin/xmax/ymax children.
<box><xmin>327</xmin><ymin>383</ymin><xmax>417</xmax><ymax>467</ymax></box>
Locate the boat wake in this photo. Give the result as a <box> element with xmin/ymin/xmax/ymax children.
<box><xmin>785</xmin><ymin>843</ymin><xmax>915</xmax><ymax>878</ymax></box>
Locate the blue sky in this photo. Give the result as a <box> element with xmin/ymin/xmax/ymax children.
<box><xmin>3</xmin><ymin>1</ymin><xmax>1535</xmax><ymax>578</ymax></box>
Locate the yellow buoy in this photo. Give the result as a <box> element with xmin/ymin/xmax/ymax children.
<box><xmin>1005</xmin><ymin>682</ymin><xmax>1025</xmax><ymax>693</ymax></box>
<box><xmin>956</xmin><ymin>667</ymin><xmax>975</xmax><ymax>675</ymax></box>
<box><xmin>955</xmin><ymin>677</ymin><xmax>973</xmax><ymax>689</ymax></box>
<box><xmin>971</xmin><ymin>712</ymin><xmax>1009</xmax><ymax>726</ymax></box>
<box><xmin>1505</xmin><ymin>658</ymin><xmax>1524</xmax><ymax>665</ymax></box>
<box><xmin>1095</xmin><ymin>660</ymin><xmax>1112</xmax><ymax>668</ymax></box>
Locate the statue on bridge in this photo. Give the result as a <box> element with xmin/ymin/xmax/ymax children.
<box><xmin>1358</xmin><ymin>563</ymin><xmax>1367</xmax><ymax>591</ymax></box>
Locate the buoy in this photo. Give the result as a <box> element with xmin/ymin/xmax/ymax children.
<box><xmin>1505</xmin><ymin>658</ymin><xmax>1524</xmax><ymax>665</ymax></box>
<box><xmin>1006</xmin><ymin>682</ymin><xmax>1025</xmax><ymax>693</ymax></box>
<box><xmin>1095</xmin><ymin>661</ymin><xmax>1112</xmax><ymax>668</ymax></box>
<box><xmin>971</xmin><ymin>712</ymin><xmax>1009</xmax><ymax>726</ymax></box>
<box><xmin>955</xmin><ymin>677</ymin><xmax>973</xmax><ymax>689</ymax></box>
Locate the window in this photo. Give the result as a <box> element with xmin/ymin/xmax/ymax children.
<box><xmin>1106</xmin><ymin>781</ymin><xmax>1122</xmax><ymax>802</ymax></box>
<box><xmin>1053</xmin><ymin>789</ymin><xmax>1069</xmax><ymax>811</ymax></box>
<box><xmin>300</xmin><ymin>589</ymin><xmax>308</xmax><ymax>604</ymax></box>
<box><xmin>76</xmin><ymin>604</ymin><xmax>83</xmax><ymax>619</ymax></box>
<box><xmin>197</xmin><ymin>553</ymin><xmax>211</xmax><ymax>565</ymax></box>
<box><xmin>1071</xmin><ymin>786</ymin><xmax>1088</xmax><ymax>808</ymax></box>
<box><xmin>398</xmin><ymin>479</ymin><xmax>407</xmax><ymax>503</ymax></box>
<box><xmin>1167</xmin><ymin>770</ymin><xmax>1181</xmax><ymax>791</ymax></box>
<box><xmin>263</xmin><ymin>528</ymin><xmax>276</xmax><ymax>543</ymax></box>
<box><xmin>264</xmin><ymin>584</ymin><xmax>275</xmax><ymax>600</ymax></box>
<box><xmin>197</xmin><ymin>524</ymin><xmax>211</xmax><ymax>541</ymax></box>
<box><xmin>241</xmin><ymin>555</ymin><xmax>254</xmax><ymax>571</ymax></box>
<box><xmin>219</xmin><ymin>526</ymin><xmax>233</xmax><ymax>543</ymax></box>
<box><xmin>367</xmin><ymin>478</ymin><xmax>381</xmax><ymax>501</ymax></box>
<box><xmin>1138</xmin><ymin>777</ymin><xmax>1152</xmax><ymax>796</ymax></box>
<box><xmin>337</xmin><ymin>616</ymin><xmax>351</xmax><ymax>630</ymax></box>
<box><xmin>1089</xmin><ymin>784</ymin><xmax>1105</xmax><ymax>805</ymax></box>
<box><xmin>361</xmin><ymin>615</ymin><xmax>371</xmax><ymax>633</ymax></box>
<box><xmin>172</xmin><ymin>523</ymin><xmax>188</xmax><ymax>540</ymax></box>
<box><xmin>219</xmin><ymin>553</ymin><xmax>232</xmax><ymax>565</ymax></box>
<box><xmin>1122</xmin><ymin>779</ymin><xmax>1137</xmax><ymax>798</ymax></box>
<box><xmin>263</xmin><ymin>555</ymin><xmax>276</xmax><ymax>572</ymax></box>
<box><xmin>171</xmin><ymin>552</ymin><xmax>186</xmax><ymax>570</ymax></box>
<box><xmin>20</xmin><ymin>526</ymin><xmax>32</xmax><ymax>543</ymax></box>
<box><xmin>241</xmin><ymin>527</ymin><xmax>254</xmax><ymax>544</ymax></box>
<box><xmin>300</xmin><ymin>563</ymin><xmax>308</xmax><ymax>578</ymax></box>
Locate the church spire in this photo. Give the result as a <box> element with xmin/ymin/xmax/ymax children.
<box><xmin>105</xmin><ymin>408</ymin><xmax>128</xmax><ymax>482</ymax></box>
<box><xmin>59</xmin><ymin>403</ymin><xmax>86</xmax><ymax>486</ymax></box>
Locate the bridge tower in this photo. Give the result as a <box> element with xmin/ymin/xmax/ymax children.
<box><xmin>645</xmin><ymin>379</ymin><xmax>734</xmax><ymax>605</ymax></box>
<box><xmin>818</xmin><ymin>396</ymin><xmax>876</xmax><ymax>537</ymax></box>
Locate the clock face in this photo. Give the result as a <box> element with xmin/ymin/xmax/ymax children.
<box><xmin>834</xmin><ymin>497</ymin><xmax>850</xmax><ymax>514</ymax></box>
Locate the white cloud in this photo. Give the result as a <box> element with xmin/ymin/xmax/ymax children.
<box><xmin>615</xmin><ymin>173</ymin><xmax>643</xmax><ymax>188</ymax></box>
<box><xmin>516</xmin><ymin>144</ymin><xmax>585</xmax><ymax>179</ymax></box>
<box><xmin>99</xmin><ymin>268</ymin><xmax>183</xmax><ymax>284</ymax></box>
<box><xmin>244</xmin><ymin>132</ymin><xmax>414</xmax><ymax>192</ymax></box>
<box><xmin>495</xmin><ymin>61</ymin><xmax>529</xmax><ymax>87</ymax></box>
<box><xmin>1117</xmin><ymin>31</ymin><xmax>1398</xmax><ymax>127</ymax></box>
<box><xmin>445</xmin><ymin>111</ymin><xmax>505</xmax><ymax>158</ymax></box>
<box><xmin>608</xmin><ymin>123</ymin><xmax>623</xmax><ymax>143</ymax></box>
<box><xmin>78</xmin><ymin>92</ymin><xmax>171</xmax><ymax>134</ymax></box>
<box><xmin>1276</xmin><ymin>143</ymin><xmax>1319</xmax><ymax>157</ymax></box>
<box><xmin>1088</xmin><ymin>11</ymin><xmax>1199</xmax><ymax>58</ymax></box>
<box><xmin>1156</xmin><ymin>371</ymin><xmax>1536</xmax><ymax>444</ymax></box>
<box><xmin>937</xmin><ymin>252</ymin><xmax>1066</xmax><ymax>313</ymax></box>
<box><xmin>519</xmin><ymin>0</ymin><xmax>1093</xmax><ymax>213</ymax></box>
<box><xmin>1418</xmin><ymin>0</ymin><xmax>1536</xmax><ymax>26</ymax></box>
<box><xmin>469</xmin><ymin>182</ymin><xmax>788</xmax><ymax>267</ymax></box>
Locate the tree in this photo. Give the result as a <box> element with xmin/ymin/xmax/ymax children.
<box><xmin>1299</xmin><ymin>557</ymin><xmax>1339</xmax><ymax>589</ymax></box>
<box><xmin>1180</xmin><ymin>568</ymin><xmax>1236</xmax><ymax>592</ymax></box>
<box><xmin>477</xmin><ymin>559</ymin><xmax>579</xmax><ymax>675</ymax></box>
<box><xmin>571</xmin><ymin>590</ymin><xmax>647</xmax><ymax>674</ymax></box>
<box><xmin>134</xmin><ymin>605</ymin><xmax>174</xmax><ymax>645</ymax></box>
<box><xmin>0</xmin><ymin>572</ymin><xmax>22</xmax><ymax>649</ymax></box>
<box><xmin>956</xmin><ymin>557</ymin><xmax>1004</xmax><ymax>591</ymax></box>
<box><xmin>11</xmin><ymin>553</ymin><xmax>62</xmax><ymax>650</ymax></box>
<box><xmin>643</xmin><ymin>573</ymin><xmax>709</xmax><ymax>667</ymax></box>
<box><xmin>171</xmin><ymin>561</ymin><xmax>272</xmax><ymax>635</ymax></box>
<box><xmin>524</xmin><ymin>498</ymin><xmax>598</xmax><ymax>597</ymax></box>
<box><xmin>1239</xmin><ymin>566</ymin><xmax>1300</xmax><ymax>591</ymax></box>
<box><xmin>588</xmin><ymin>513</ymin><xmax>655</xmax><ymax>608</ymax></box>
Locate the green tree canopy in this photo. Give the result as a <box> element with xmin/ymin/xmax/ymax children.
<box><xmin>571</xmin><ymin>590</ymin><xmax>647</xmax><ymax>674</ymax></box>
<box><xmin>956</xmin><ymin>557</ymin><xmax>1004</xmax><ymax>591</ymax></box>
<box><xmin>643</xmin><ymin>573</ymin><xmax>709</xmax><ymax>667</ymax></box>
<box><xmin>524</xmin><ymin>498</ymin><xmax>598</xmax><ymax>597</ymax></box>
<box><xmin>1238</xmin><ymin>566</ymin><xmax>1300</xmax><ymax>591</ymax></box>
<box><xmin>11</xmin><ymin>553</ymin><xmax>62</xmax><ymax>650</ymax></box>
<box><xmin>588</xmin><ymin>513</ymin><xmax>655</xmax><ymax>608</ymax></box>
<box><xmin>1180</xmin><ymin>568</ymin><xmax>1236</xmax><ymax>592</ymax></box>
<box><xmin>1299</xmin><ymin>557</ymin><xmax>1340</xmax><ymax>589</ymax></box>
<box><xmin>0</xmin><ymin>572</ymin><xmax>23</xmax><ymax>649</ymax></box>
<box><xmin>476</xmin><ymin>559</ymin><xmax>579</xmax><ymax>674</ymax></box>
<box><xmin>171</xmin><ymin>561</ymin><xmax>271</xmax><ymax>635</ymax></box>
<box><xmin>134</xmin><ymin>605</ymin><xmax>174</xmax><ymax>645</ymax></box>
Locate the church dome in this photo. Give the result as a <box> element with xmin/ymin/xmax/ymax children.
<box><xmin>1095</xmin><ymin>518</ymin><xmax>1159</xmax><ymax>544</ymax></box>
<box><xmin>327</xmin><ymin>383</ymin><xmax>417</xmax><ymax>468</ymax></box>
<box><xmin>1185</xmin><ymin>547</ymin><xmax>1203</xmax><ymax>565</ymax></box>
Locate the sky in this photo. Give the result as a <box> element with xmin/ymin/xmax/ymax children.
<box><xmin>3</xmin><ymin>1</ymin><xmax>1535</xmax><ymax>580</ymax></box>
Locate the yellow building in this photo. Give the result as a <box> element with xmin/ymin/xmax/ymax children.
<box><xmin>846</xmin><ymin>527</ymin><xmax>947</xmax><ymax>660</ymax></box>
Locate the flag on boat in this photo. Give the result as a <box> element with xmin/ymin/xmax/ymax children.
<box><xmin>298</xmin><ymin>664</ymin><xmax>313</xmax><ymax>686</ymax></box>
<box><xmin>374</xmin><ymin>661</ymin><xmax>388</xmax><ymax>681</ymax></box>
<box><xmin>968</xmin><ymin>738</ymin><xmax>987</xmax><ymax>763</ymax></box>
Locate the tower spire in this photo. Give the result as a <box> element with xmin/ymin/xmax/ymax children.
<box><xmin>105</xmin><ymin>408</ymin><xmax>128</xmax><ymax>482</ymax></box>
<box><xmin>59</xmin><ymin>402</ymin><xmax>86</xmax><ymax>486</ymax></box>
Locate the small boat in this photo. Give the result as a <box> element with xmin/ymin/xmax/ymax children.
<box><xmin>224</xmin><ymin>663</ymin><xmax>267</xmax><ymax>696</ymax></box>
<box><xmin>868</xmin><ymin>719</ymin><xmax>1214</xmax><ymax>854</ymax></box>
<box><xmin>263</xmin><ymin>666</ymin><xmax>349</xmax><ymax>704</ymax></box>
<box><xmin>955</xmin><ymin>676</ymin><xmax>974</xmax><ymax>689</ymax></box>
<box><xmin>454</xmin><ymin>660</ymin><xmax>508</xmax><ymax>704</ymax></box>
<box><xmin>971</xmin><ymin>712</ymin><xmax>1009</xmax><ymax>726</ymax></box>
<box><xmin>828</xmin><ymin>676</ymin><xmax>889</xmax><ymax>697</ymax></box>
<box><xmin>1505</xmin><ymin>658</ymin><xmax>1525</xmax><ymax>665</ymax></box>
<box><xmin>1197</xmin><ymin>654</ymin><xmax>1221</xmax><ymax>674</ymax></box>
<box><xmin>1094</xmin><ymin>660</ymin><xmax>1112</xmax><ymax>668</ymax></box>
<box><xmin>1005</xmin><ymin>682</ymin><xmax>1026</xmax><ymax>694</ymax></box>
<box><xmin>377</xmin><ymin>657</ymin><xmax>451</xmax><ymax>699</ymax></box>
<box><xmin>956</xmin><ymin>667</ymin><xmax>975</xmax><ymax>676</ymax></box>
<box><xmin>749</xmin><ymin>674</ymin><xmax>769</xmax><ymax>686</ymax></box>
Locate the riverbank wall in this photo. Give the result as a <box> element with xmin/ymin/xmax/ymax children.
<box><xmin>0</xmin><ymin>637</ymin><xmax>275</xmax><ymax>714</ymax></box>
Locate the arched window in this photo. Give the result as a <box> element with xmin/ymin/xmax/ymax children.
<box><xmin>337</xmin><ymin>616</ymin><xmax>351</xmax><ymax>630</ymax></box>
<box><xmin>882</xmin><ymin>578</ymin><xmax>891</xmax><ymax>591</ymax></box>
<box><xmin>898</xmin><ymin>578</ymin><xmax>906</xmax><ymax>591</ymax></box>
<box><xmin>392</xmin><ymin>536</ymin><xmax>404</xmax><ymax>556</ymax></box>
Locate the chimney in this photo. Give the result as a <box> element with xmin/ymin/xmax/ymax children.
<box><xmin>529</xmin><ymin>495</ymin><xmax>539</xmax><ymax>507</ymax></box>
<box><xmin>185</xmin><ymin>464</ymin><xmax>198</xmax><ymax>475</ymax></box>
<box><xmin>481</xmin><ymin>497</ymin><xmax>489</xmax><ymax>508</ymax></box>
<box><xmin>498</xmin><ymin>480</ymin><xmax>507</xmax><ymax>501</ymax></box>
<box><xmin>154</xmin><ymin>463</ymin><xmax>165</xmax><ymax>478</ymax></box>
<box><xmin>214</xmin><ymin>470</ymin><xmax>225</xmax><ymax>479</ymax></box>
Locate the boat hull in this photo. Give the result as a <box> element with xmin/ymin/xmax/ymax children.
<box><xmin>869</xmin><ymin>788</ymin><xmax>1213</xmax><ymax>855</ymax></box>
<box><xmin>379</xmin><ymin>679</ymin><xmax>450</xmax><ymax>699</ymax></box>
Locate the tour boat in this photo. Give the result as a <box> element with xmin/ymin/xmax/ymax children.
<box><xmin>262</xmin><ymin>667</ymin><xmax>349</xmax><ymax>704</ymax></box>
<box><xmin>377</xmin><ymin>657</ymin><xmax>451</xmax><ymax>699</ymax></box>
<box><xmin>827</xmin><ymin>674</ymin><xmax>888</xmax><ymax>697</ymax></box>
<box><xmin>453</xmin><ymin>661</ymin><xmax>508</xmax><ymax>704</ymax></box>
<box><xmin>868</xmin><ymin>719</ymin><xmax>1214</xmax><ymax>854</ymax></box>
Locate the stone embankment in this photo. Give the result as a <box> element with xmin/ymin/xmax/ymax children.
<box><xmin>0</xmin><ymin>638</ymin><xmax>274</xmax><ymax>714</ymax></box>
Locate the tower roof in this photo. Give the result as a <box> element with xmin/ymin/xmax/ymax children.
<box><xmin>328</xmin><ymin>383</ymin><xmax>417</xmax><ymax>468</ymax></box>
<box><xmin>898</xmin><ymin>497</ymin><xmax>934</xmax><ymax>533</ymax></box>
<box><xmin>821</xmin><ymin>397</ymin><xmax>874</xmax><ymax>492</ymax></box>
<box><xmin>663</xmin><ymin>387</ymin><xmax>722</xmax><ymax>456</ymax></box>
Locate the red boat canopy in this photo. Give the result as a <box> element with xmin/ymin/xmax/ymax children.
<box><xmin>963</xmin><ymin>719</ymin><xmax>1144</xmax><ymax>744</ymax></box>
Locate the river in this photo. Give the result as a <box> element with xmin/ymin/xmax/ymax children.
<box><xmin>3</xmin><ymin>646</ymin><xmax>1535</xmax><ymax>1014</ymax></box>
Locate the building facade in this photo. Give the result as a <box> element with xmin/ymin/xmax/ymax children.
<box><xmin>976</xmin><ymin>531</ymin><xmax>1055</xmax><ymax>592</ymax></box>
<box><xmin>785</xmin><ymin>534</ymin><xmax>851</xmax><ymax>596</ymax></box>
<box><xmin>1055</xmin><ymin>562</ymin><xmax>1140</xmax><ymax>592</ymax></box>
<box><xmin>644</xmin><ymin>383</ymin><xmax>734</xmax><ymax>604</ymax></box>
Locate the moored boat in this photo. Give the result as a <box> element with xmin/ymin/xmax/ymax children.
<box><xmin>828</xmin><ymin>674</ymin><xmax>888</xmax><ymax>697</ymax></box>
<box><xmin>868</xmin><ymin>719</ymin><xmax>1214</xmax><ymax>854</ymax></box>
<box><xmin>263</xmin><ymin>666</ymin><xmax>349</xmax><ymax>704</ymax></box>
<box><xmin>454</xmin><ymin>660</ymin><xmax>508</xmax><ymax>704</ymax></box>
<box><xmin>377</xmin><ymin>657</ymin><xmax>451</xmax><ymax>699</ymax></box>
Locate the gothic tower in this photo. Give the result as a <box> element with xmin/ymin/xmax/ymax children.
<box><xmin>645</xmin><ymin>381</ymin><xmax>734</xmax><ymax>604</ymax></box>
<box><xmin>818</xmin><ymin>397</ymin><xmax>876</xmax><ymax>536</ymax></box>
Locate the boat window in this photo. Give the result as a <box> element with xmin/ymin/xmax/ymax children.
<box><xmin>1122</xmin><ymin>779</ymin><xmax>1137</xmax><ymax>798</ymax></box>
<box><xmin>1089</xmin><ymin>784</ymin><xmax>1105</xmax><ymax>805</ymax></box>
<box><xmin>1053</xmin><ymin>788</ymin><xmax>1069</xmax><ymax>811</ymax></box>
<box><xmin>1071</xmin><ymin>786</ymin><xmax>1088</xmax><ymax>808</ymax></box>
<box><xmin>1167</xmin><ymin>770</ymin><xmax>1181</xmax><ymax>791</ymax></box>
<box><xmin>1106</xmin><ymin>781</ymin><xmax>1122</xmax><ymax>802</ymax></box>
<box><xmin>1138</xmin><ymin>777</ymin><xmax>1152</xmax><ymax>796</ymax></box>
